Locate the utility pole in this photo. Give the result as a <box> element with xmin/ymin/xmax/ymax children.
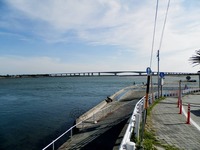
<box><xmin>198</xmin><ymin>71</ymin><xmax>200</xmax><ymax>88</ymax></box>
<box><xmin>157</xmin><ymin>50</ymin><xmax>160</xmax><ymax>98</ymax></box>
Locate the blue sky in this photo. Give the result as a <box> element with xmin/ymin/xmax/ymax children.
<box><xmin>0</xmin><ymin>0</ymin><xmax>200</xmax><ymax>75</ymax></box>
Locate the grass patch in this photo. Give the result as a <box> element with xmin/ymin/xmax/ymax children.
<box><xmin>147</xmin><ymin>97</ymin><xmax>165</xmax><ymax>116</ymax></box>
<box><xmin>131</xmin><ymin>97</ymin><xmax>180</xmax><ymax>149</ymax></box>
<box><xmin>142</xmin><ymin>130</ymin><xmax>157</xmax><ymax>150</ymax></box>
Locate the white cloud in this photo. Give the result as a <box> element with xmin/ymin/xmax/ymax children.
<box><xmin>1</xmin><ymin>0</ymin><xmax>200</xmax><ymax>73</ymax></box>
<box><xmin>0</xmin><ymin>56</ymin><xmax>80</xmax><ymax>75</ymax></box>
<box><xmin>5</xmin><ymin>0</ymin><xmax>155</xmax><ymax>46</ymax></box>
<box><xmin>0</xmin><ymin>55</ymin><xmax>133</xmax><ymax>75</ymax></box>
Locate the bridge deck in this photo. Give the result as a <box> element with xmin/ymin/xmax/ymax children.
<box><xmin>51</xmin><ymin>71</ymin><xmax>198</xmax><ymax>77</ymax></box>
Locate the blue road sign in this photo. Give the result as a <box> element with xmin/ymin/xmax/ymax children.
<box><xmin>160</xmin><ymin>72</ymin><xmax>165</xmax><ymax>78</ymax></box>
<box><xmin>146</xmin><ymin>67</ymin><xmax>152</xmax><ymax>75</ymax></box>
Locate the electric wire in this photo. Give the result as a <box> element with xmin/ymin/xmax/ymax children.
<box><xmin>150</xmin><ymin>0</ymin><xmax>171</xmax><ymax>68</ymax></box>
<box><xmin>158</xmin><ymin>0</ymin><xmax>171</xmax><ymax>51</ymax></box>
<box><xmin>150</xmin><ymin>0</ymin><xmax>159</xmax><ymax>68</ymax></box>
<box><xmin>157</xmin><ymin>0</ymin><xmax>171</xmax><ymax>98</ymax></box>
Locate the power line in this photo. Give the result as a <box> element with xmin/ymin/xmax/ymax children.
<box><xmin>150</xmin><ymin>0</ymin><xmax>159</xmax><ymax>68</ymax></box>
<box><xmin>158</xmin><ymin>0</ymin><xmax>171</xmax><ymax>51</ymax></box>
<box><xmin>157</xmin><ymin>0</ymin><xmax>171</xmax><ymax>98</ymax></box>
<box><xmin>150</xmin><ymin>0</ymin><xmax>171</xmax><ymax>68</ymax></box>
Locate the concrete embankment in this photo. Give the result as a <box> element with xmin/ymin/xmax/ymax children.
<box><xmin>76</xmin><ymin>100</ymin><xmax>107</xmax><ymax>126</ymax></box>
<box><xmin>111</xmin><ymin>85</ymin><xmax>146</xmax><ymax>101</ymax></box>
<box><xmin>76</xmin><ymin>85</ymin><xmax>146</xmax><ymax>126</ymax></box>
<box><xmin>59</xmin><ymin>99</ymin><xmax>138</xmax><ymax>150</ymax></box>
<box><xmin>59</xmin><ymin>85</ymin><xmax>146</xmax><ymax>150</ymax></box>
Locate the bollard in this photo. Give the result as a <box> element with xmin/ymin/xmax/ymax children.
<box><xmin>177</xmin><ymin>89</ymin><xmax>181</xmax><ymax>108</ymax></box>
<box><xmin>179</xmin><ymin>100</ymin><xmax>182</xmax><ymax>114</ymax></box>
<box><xmin>177</xmin><ymin>98</ymin><xmax>180</xmax><ymax>108</ymax></box>
<box><xmin>186</xmin><ymin>103</ymin><xmax>190</xmax><ymax>124</ymax></box>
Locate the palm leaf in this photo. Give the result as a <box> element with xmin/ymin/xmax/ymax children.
<box><xmin>189</xmin><ymin>50</ymin><xmax>200</xmax><ymax>67</ymax></box>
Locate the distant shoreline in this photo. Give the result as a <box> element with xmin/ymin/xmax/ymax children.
<box><xmin>0</xmin><ymin>73</ymin><xmax>198</xmax><ymax>79</ymax></box>
<box><xmin>0</xmin><ymin>74</ymin><xmax>148</xmax><ymax>79</ymax></box>
<box><xmin>0</xmin><ymin>74</ymin><xmax>50</xmax><ymax>78</ymax></box>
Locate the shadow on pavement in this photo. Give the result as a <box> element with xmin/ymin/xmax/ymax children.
<box><xmin>81</xmin><ymin>118</ymin><xmax>129</xmax><ymax>150</ymax></box>
<box><xmin>191</xmin><ymin>110</ymin><xmax>200</xmax><ymax>117</ymax></box>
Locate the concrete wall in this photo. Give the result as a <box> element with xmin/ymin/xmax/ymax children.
<box><xmin>76</xmin><ymin>100</ymin><xmax>107</xmax><ymax>125</ymax></box>
<box><xmin>76</xmin><ymin>85</ymin><xmax>146</xmax><ymax>126</ymax></box>
<box><xmin>111</xmin><ymin>86</ymin><xmax>146</xmax><ymax>101</ymax></box>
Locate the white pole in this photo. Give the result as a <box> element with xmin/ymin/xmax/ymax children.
<box><xmin>134</xmin><ymin>113</ymin><xmax>141</xmax><ymax>141</ymax></box>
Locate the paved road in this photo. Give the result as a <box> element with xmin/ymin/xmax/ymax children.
<box><xmin>151</xmin><ymin>93</ymin><xmax>200</xmax><ymax>149</ymax></box>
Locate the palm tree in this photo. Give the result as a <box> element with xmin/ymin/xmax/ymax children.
<box><xmin>189</xmin><ymin>50</ymin><xmax>200</xmax><ymax>88</ymax></box>
<box><xmin>189</xmin><ymin>50</ymin><xmax>200</xmax><ymax>66</ymax></box>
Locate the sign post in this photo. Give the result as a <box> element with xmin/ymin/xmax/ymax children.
<box><xmin>159</xmin><ymin>72</ymin><xmax>165</xmax><ymax>97</ymax></box>
<box><xmin>140</xmin><ymin>67</ymin><xmax>152</xmax><ymax>147</ymax></box>
<box><xmin>145</xmin><ymin>67</ymin><xmax>152</xmax><ymax>109</ymax></box>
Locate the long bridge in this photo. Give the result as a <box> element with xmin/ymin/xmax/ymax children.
<box><xmin>2</xmin><ymin>70</ymin><xmax>199</xmax><ymax>78</ymax></box>
<box><xmin>50</xmin><ymin>71</ymin><xmax>199</xmax><ymax>77</ymax></box>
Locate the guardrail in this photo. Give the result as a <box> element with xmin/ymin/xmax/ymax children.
<box><xmin>119</xmin><ymin>88</ymin><xmax>200</xmax><ymax>150</ymax></box>
<box><xmin>42</xmin><ymin>120</ymin><xmax>83</xmax><ymax>150</ymax></box>
<box><xmin>42</xmin><ymin>101</ymin><xmax>118</xmax><ymax>150</ymax></box>
<box><xmin>119</xmin><ymin>96</ymin><xmax>145</xmax><ymax>150</ymax></box>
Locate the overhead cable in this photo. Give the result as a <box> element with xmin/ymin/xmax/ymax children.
<box><xmin>158</xmin><ymin>0</ymin><xmax>171</xmax><ymax>51</ymax></box>
<box><xmin>150</xmin><ymin>0</ymin><xmax>159</xmax><ymax>68</ymax></box>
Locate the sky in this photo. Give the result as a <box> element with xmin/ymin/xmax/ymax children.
<box><xmin>0</xmin><ymin>0</ymin><xmax>200</xmax><ymax>75</ymax></box>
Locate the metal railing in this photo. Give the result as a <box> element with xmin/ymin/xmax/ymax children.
<box><xmin>42</xmin><ymin>101</ymin><xmax>118</xmax><ymax>150</ymax></box>
<box><xmin>119</xmin><ymin>96</ymin><xmax>145</xmax><ymax>150</ymax></box>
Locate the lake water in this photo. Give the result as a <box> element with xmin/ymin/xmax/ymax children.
<box><xmin>0</xmin><ymin>75</ymin><xmax>198</xmax><ymax>150</ymax></box>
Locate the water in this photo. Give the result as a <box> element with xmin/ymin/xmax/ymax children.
<box><xmin>0</xmin><ymin>75</ymin><xmax>198</xmax><ymax>150</ymax></box>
